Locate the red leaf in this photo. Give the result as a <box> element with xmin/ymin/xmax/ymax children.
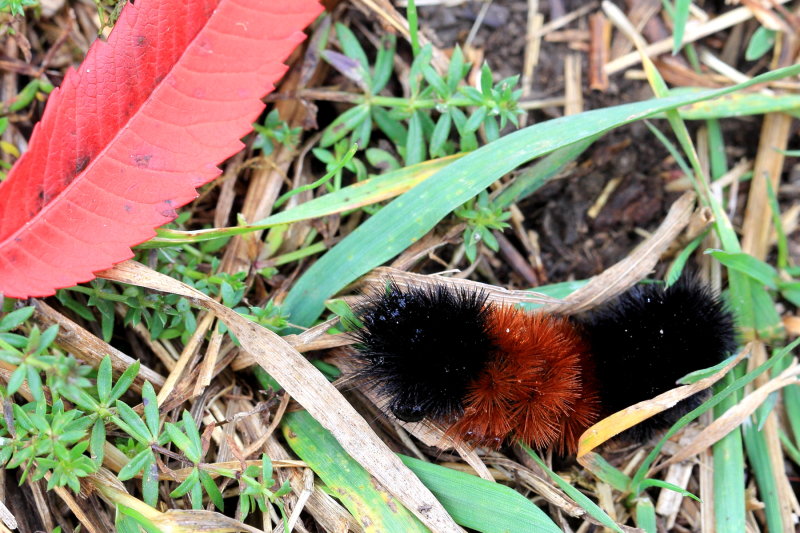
<box><xmin>0</xmin><ymin>0</ymin><xmax>322</xmax><ymax>298</ymax></box>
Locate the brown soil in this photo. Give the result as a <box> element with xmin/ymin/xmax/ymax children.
<box><xmin>417</xmin><ymin>0</ymin><xmax>772</xmax><ymax>284</ymax></box>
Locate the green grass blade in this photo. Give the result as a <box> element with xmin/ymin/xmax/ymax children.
<box><xmin>116</xmin><ymin>505</ymin><xmax>162</xmax><ymax>533</ymax></box>
<box><xmin>765</xmin><ymin>179</ymin><xmax>789</xmax><ymax>269</ymax></box>
<box><xmin>284</xmin><ymin>65</ymin><xmax>800</xmax><ymax>326</ymax></box>
<box><xmin>779</xmin><ymin>428</ymin><xmax>800</xmax><ymax>467</ymax></box>
<box><xmin>645</xmin><ymin>120</ymin><xmax>693</xmax><ymax>180</ymax></box>
<box><xmin>713</xmin><ymin>370</ymin><xmax>745</xmax><ymax>533</ymax></box>
<box><xmin>282</xmin><ymin>411</ymin><xmax>429</xmax><ymax>532</ymax></box>
<box><xmin>495</xmin><ymin>137</ymin><xmax>596</xmax><ymax>209</ymax></box>
<box><xmin>580</xmin><ymin>452</ymin><xmax>631</xmax><ymax>492</ymax></box>
<box><xmin>406</xmin><ymin>0</ymin><xmax>420</xmax><ymax>56</ymax></box>
<box><xmin>523</xmin><ymin>445</ymin><xmax>623</xmax><ymax>533</ymax></box>
<box><xmin>517</xmin><ymin>279</ymin><xmax>590</xmax><ymax>311</ymax></box>
<box><xmin>705</xmin><ymin>250</ymin><xmax>778</xmax><ymax>289</ymax></box>
<box><xmin>666</xmin><ymin>231</ymin><xmax>706</xmax><ymax>286</ymax></box>
<box><xmin>675</xmin><ymin>91</ymin><xmax>800</xmax><ymax>120</ymax></box>
<box><xmin>705</xmin><ymin>119</ymin><xmax>728</xmax><ymax>179</ymax></box>
<box><xmin>678</xmin><ymin>354</ymin><xmax>738</xmax><ymax>384</ymax></box>
<box><xmin>785</xmin><ymin>381</ymin><xmax>800</xmax><ymax>449</ymax></box>
<box><xmin>629</xmin><ymin>341</ymin><xmax>797</xmax><ymax>495</ymax></box>
<box><xmin>143</xmin><ymin>156</ymin><xmax>458</xmax><ymax>248</ymax></box>
<box><xmin>670</xmin><ymin>0</ymin><xmax>691</xmax><ymax>56</ymax></box>
<box><xmin>634</xmin><ymin>497</ymin><xmax>657</xmax><ymax>533</ymax></box>
<box><xmin>638</xmin><ymin>479</ymin><xmax>699</xmax><ymax>501</ymax></box>
<box><xmin>742</xmin><ymin>418</ymin><xmax>784</xmax><ymax>532</ymax></box>
<box><xmin>399</xmin><ymin>455</ymin><xmax>562</xmax><ymax>533</ymax></box>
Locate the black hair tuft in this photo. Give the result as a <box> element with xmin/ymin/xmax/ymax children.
<box><xmin>579</xmin><ymin>276</ymin><xmax>736</xmax><ymax>441</ymax></box>
<box><xmin>351</xmin><ymin>281</ymin><xmax>496</xmax><ymax>424</ymax></box>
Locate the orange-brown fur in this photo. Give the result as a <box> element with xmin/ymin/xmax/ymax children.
<box><xmin>449</xmin><ymin>306</ymin><xmax>599</xmax><ymax>453</ymax></box>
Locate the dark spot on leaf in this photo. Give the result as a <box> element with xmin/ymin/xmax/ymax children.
<box><xmin>74</xmin><ymin>155</ymin><xmax>91</xmax><ymax>175</ymax></box>
<box><xmin>417</xmin><ymin>504</ymin><xmax>432</xmax><ymax>514</ymax></box>
<box><xmin>132</xmin><ymin>154</ymin><xmax>153</xmax><ymax>168</ymax></box>
<box><xmin>136</xmin><ymin>35</ymin><xmax>147</xmax><ymax>46</ymax></box>
<box><xmin>123</xmin><ymin>204</ymin><xmax>133</xmax><ymax>213</ymax></box>
<box><xmin>64</xmin><ymin>156</ymin><xmax>90</xmax><ymax>185</ymax></box>
<box><xmin>154</xmin><ymin>74</ymin><xmax>164</xmax><ymax>84</ymax></box>
<box><xmin>14</xmin><ymin>237</ymin><xmax>21</xmax><ymax>243</ymax></box>
<box><xmin>159</xmin><ymin>208</ymin><xmax>177</xmax><ymax>219</ymax></box>
<box><xmin>76</xmin><ymin>155</ymin><xmax>90</xmax><ymax>173</ymax></box>
<box><xmin>36</xmin><ymin>189</ymin><xmax>53</xmax><ymax>207</ymax></box>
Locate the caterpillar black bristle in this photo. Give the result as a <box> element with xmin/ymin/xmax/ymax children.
<box><xmin>352</xmin><ymin>281</ymin><xmax>494</xmax><ymax>423</ymax></box>
<box><xmin>578</xmin><ymin>276</ymin><xmax>736</xmax><ymax>441</ymax></box>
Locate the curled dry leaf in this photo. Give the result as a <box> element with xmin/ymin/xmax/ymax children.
<box><xmin>353</xmin><ymin>192</ymin><xmax>696</xmax><ymax>319</ymax></box>
<box><xmin>360</xmin><ymin>266</ymin><xmax>562</xmax><ymax>306</ymax></box>
<box><xmin>543</xmin><ymin>191</ymin><xmax>696</xmax><ymax>315</ymax></box>
<box><xmin>577</xmin><ymin>344</ymin><xmax>750</xmax><ymax>460</ymax></box>
<box><xmin>97</xmin><ymin>260</ymin><xmax>463</xmax><ymax>533</ymax></box>
<box><xmin>232</xmin><ymin>316</ymin><xmax>351</xmax><ymax>370</ymax></box>
<box><xmin>0</xmin><ymin>500</ymin><xmax>16</xmax><ymax>530</ymax></box>
<box><xmin>658</xmin><ymin>358</ymin><xmax>800</xmax><ymax>469</ymax></box>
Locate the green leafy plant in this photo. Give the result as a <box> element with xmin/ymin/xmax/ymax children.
<box><xmin>318</xmin><ymin>25</ymin><xmax>523</xmax><ymax>169</ymax></box>
<box><xmin>231</xmin><ymin>455</ymin><xmax>292</xmax><ymax>523</ymax></box>
<box><xmin>0</xmin><ymin>307</ymin><xmax>61</xmax><ymax>402</ymax></box>
<box><xmin>163</xmin><ymin>411</ymin><xmax>224</xmax><ymax>510</ymax></box>
<box><xmin>253</xmin><ymin>109</ymin><xmax>302</xmax><ymax>156</ymax></box>
<box><xmin>92</xmin><ymin>0</ymin><xmax>128</xmax><ymax>31</ymax></box>
<box><xmin>312</xmin><ymin>139</ymin><xmax>367</xmax><ymax>190</ymax></box>
<box><xmin>0</xmin><ymin>0</ymin><xmax>38</xmax><ymax>16</ymax></box>
<box><xmin>113</xmin><ymin>381</ymin><xmax>163</xmax><ymax>506</ymax></box>
<box><xmin>0</xmin><ymin>332</ymin><xmax>293</xmax><ymax>525</ymax></box>
<box><xmin>307</xmin><ymin>23</ymin><xmax>524</xmax><ymax>260</ymax></box>
<box><xmin>60</xmin><ymin>357</ymin><xmax>142</xmax><ymax>465</ymax></box>
<box><xmin>0</xmin><ymin>320</ymin><xmax>106</xmax><ymax>492</ymax></box>
<box><xmin>745</xmin><ymin>26</ymin><xmax>777</xmax><ymax>61</ymax></box>
<box><xmin>234</xmin><ymin>300</ymin><xmax>290</xmax><ymax>333</ymax></box>
<box><xmin>454</xmin><ymin>190</ymin><xmax>512</xmax><ymax>263</ymax></box>
<box><xmin>2</xmin><ymin>399</ymin><xmax>96</xmax><ymax>491</ymax></box>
